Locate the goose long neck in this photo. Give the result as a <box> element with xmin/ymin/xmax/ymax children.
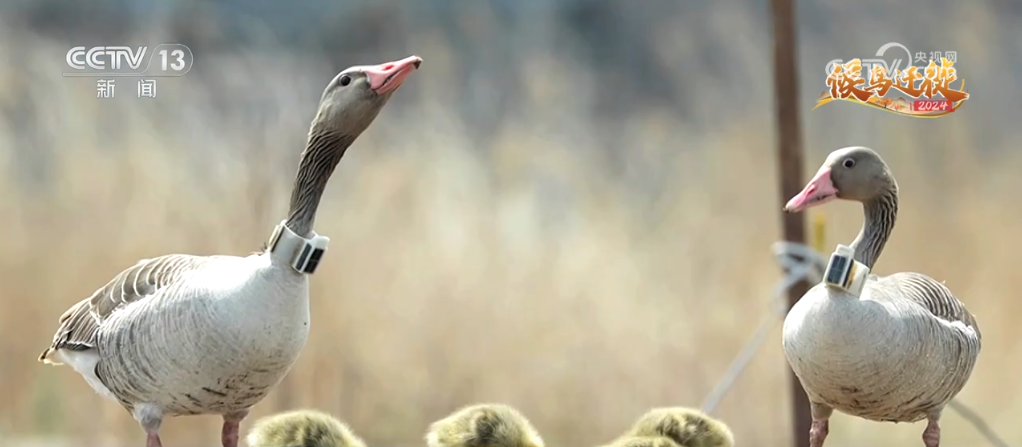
<box><xmin>850</xmin><ymin>185</ymin><xmax>899</xmax><ymax>269</ymax></box>
<box><xmin>284</xmin><ymin>129</ymin><xmax>355</xmax><ymax>237</ymax></box>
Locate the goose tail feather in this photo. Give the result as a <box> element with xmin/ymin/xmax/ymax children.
<box><xmin>38</xmin><ymin>347</ymin><xmax>60</xmax><ymax>364</ymax></box>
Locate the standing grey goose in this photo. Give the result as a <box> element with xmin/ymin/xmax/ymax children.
<box><xmin>781</xmin><ymin>146</ymin><xmax>981</xmax><ymax>447</ymax></box>
<box><xmin>37</xmin><ymin>55</ymin><xmax>423</xmax><ymax>447</ymax></box>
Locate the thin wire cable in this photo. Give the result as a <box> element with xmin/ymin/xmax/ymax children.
<box><xmin>699</xmin><ymin>241</ymin><xmax>1011</xmax><ymax>447</ymax></box>
<box><xmin>947</xmin><ymin>399</ymin><xmax>1011</xmax><ymax>447</ymax></box>
<box><xmin>700</xmin><ymin>242</ymin><xmax>825</xmax><ymax>413</ymax></box>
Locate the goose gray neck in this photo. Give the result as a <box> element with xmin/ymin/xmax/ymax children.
<box><xmin>284</xmin><ymin>130</ymin><xmax>356</xmax><ymax>238</ymax></box>
<box><xmin>850</xmin><ymin>186</ymin><xmax>899</xmax><ymax>269</ymax></box>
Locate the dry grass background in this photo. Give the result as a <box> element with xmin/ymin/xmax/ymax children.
<box><xmin>0</xmin><ymin>1</ymin><xmax>1020</xmax><ymax>446</ymax></box>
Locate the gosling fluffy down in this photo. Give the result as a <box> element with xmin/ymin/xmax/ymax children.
<box><xmin>426</xmin><ymin>403</ymin><xmax>545</xmax><ymax>447</ymax></box>
<box><xmin>602</xmin><ymin>435</ymin><xmax>683</xmax><ymax>447</ymax></box>
<box><xmin>622</xmin><ymin>407</ymin><xmax>734</xmax><ymax>447</ymax></box>
<box><xmin>246</xmin><ymin>409</ymin><xmax>367</xmax><ymax>447</ymax></box>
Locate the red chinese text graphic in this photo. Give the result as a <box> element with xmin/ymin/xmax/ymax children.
<box><xmin>826</xmin><ymin>58</ymin><xmax>969</xmax><ymax>103</ymax></box>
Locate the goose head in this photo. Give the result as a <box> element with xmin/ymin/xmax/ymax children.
<box><xmin>310</xmin><ymin>55</ymin><xmax>423</xmax><ymax>138</ymax></box>
<box><xmin>784</xmin><ymin>146</ymin><xmax>897</xmax><ymax>213</ymax></box>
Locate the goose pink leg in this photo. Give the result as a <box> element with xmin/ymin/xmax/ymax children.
<box><xmin>146</xmin><ymin>432</ymin><xmax>163</xmax><ymax>447</ymax></box>
<box><xmin>923</xmin><ymin>417</ymin><xmax>941</xmax><ymax>447</ymax></box>
<box><xmin>809</xmin><ymin>402</ymin><xmax>833</xmax><ymax>447</ymax></box>
<box><xmin>134</xmin><ymin>405</ymin><xmax>164</xmax><ymax>447</ymax></box>
<box><xmin>222</xmin><ymin>409</ymin><xmax>250</xmax><ymax>447</ymax></box>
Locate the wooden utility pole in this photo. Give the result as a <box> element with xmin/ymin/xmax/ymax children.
<box><xmin>769</xmin><ymin>0</ymin><xmax>812</xmax><ymax>446</ymax></box>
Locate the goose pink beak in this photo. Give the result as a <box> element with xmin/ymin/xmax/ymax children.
<box><xmin>784</xmin><ymin>167</ymin><xmax>838</xmax><ymax>213</ymax></box>
<box><xmin>364</xmin><ymin>55</ymin><xmax>423</xmax><ymax>95</ymax></box>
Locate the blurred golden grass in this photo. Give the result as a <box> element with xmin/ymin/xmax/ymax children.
<box><xmin>1</xmin><ymin>17</ymin><xmax>1020</xmax><ymax>447</ymax></box>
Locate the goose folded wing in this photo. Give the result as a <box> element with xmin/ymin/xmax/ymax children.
<box><xmin>893</xmin><ymin>271</ymin><xmax>981</xmax><ymax>340</ymax></box>
<box><xmin>41</xmin><ymin>254</ymin><xmax>213</xmax><ymax>356</ymax></box>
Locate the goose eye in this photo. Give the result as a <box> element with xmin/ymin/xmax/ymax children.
<box><xmin>843</xmin><ymin>158</ymin><xmax>855</xmax><ymax>168</ymax></box>
<box><xmin>338</xmin><ymin>75</ymin><xmax>351</xmax><ymax>87</ymax></box>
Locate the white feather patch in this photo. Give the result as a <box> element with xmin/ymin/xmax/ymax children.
<box><xmin>51</xmin><ymin>349</ymin><xmax>118</xmax><ymax>402</ymax></box>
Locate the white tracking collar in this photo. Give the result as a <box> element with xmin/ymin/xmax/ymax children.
<box><xmin>823</xmin><ymin>244</ymin><xmax>869</xmax><ymax>297</ymax></box>
<box><xmin>266</xmin><ymin>220</ymin><xmax>330</xmax><ymax>275</ymax></box>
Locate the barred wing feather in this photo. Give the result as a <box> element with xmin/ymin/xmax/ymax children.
<box><xmin>39</xmin><ymin>254</ymin><xmax>214</xmax><ymax>360</ymax></box>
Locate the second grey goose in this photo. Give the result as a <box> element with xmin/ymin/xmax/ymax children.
<box><xmin>781</xmin><ymin>146</ymin><xmax>981</xmax><ymax>447</ymax></box>
<box><xmin>37</xmin><ymin>55</ymin><xmax>423</xmax><ymax>447</ymax></box>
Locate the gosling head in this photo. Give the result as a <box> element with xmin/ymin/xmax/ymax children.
<box><xmin>623</xmin><ymin>407</ymin><xmax>734</xmax><ymax>447</ymax></box>
<box><xmin>245</xmin><ymin>409</ymin><xmax>366</xmax><ymax>447</ymax></box>
<box><xmin>602</xmin><ymin>436</ymin><xmax>682</xmax><ymax>447</ymax></box>
<box><xmin>425</xmin><ymin>403</ymin><xmax>544</xmax><ymax>447</ymax></box>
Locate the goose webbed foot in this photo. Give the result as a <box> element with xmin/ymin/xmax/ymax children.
<box><xmin>222</xmin><ymin>409</ymin><xmax>251</xmax><ymax>447</ymax></box>
<box><xmin>922</xmin><ymin>417</ymin><xmax>940</xmax><ymax>447</ymax></box>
